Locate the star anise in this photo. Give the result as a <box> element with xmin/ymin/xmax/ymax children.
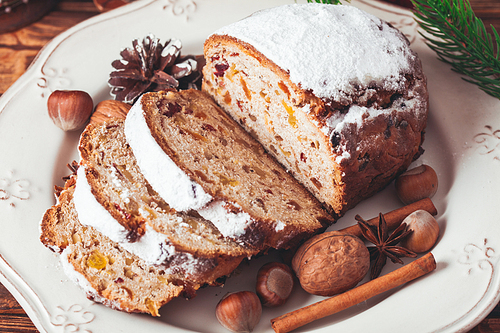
<box><xmin>356</xmin><ymin>213</ymin><xmax>417</xmax><ymax>279</ymax></box>
<box><xmin>108</xmin><ymin>34</ymin><xmax>204</xmax><ymax>104</ymax></box>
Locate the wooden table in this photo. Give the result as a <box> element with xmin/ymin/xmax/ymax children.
<box><xmin>0</xmin><ymin>0</ymin><xmax>499</xmax><ymax>332</ymax></box>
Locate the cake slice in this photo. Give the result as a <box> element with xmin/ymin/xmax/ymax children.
<box><xmin>202</xmin><ymin>4</ymin><xmax>428</xmax><ymax>217</ymax></box>
<box><xmin>40</xmin><ymin>183</ymin><xmax>190</xmax><ymax>316</ymax></box>
<box><xmin>72</xmin><ymin>164</ymin><xmax>244</xmax><ymax>284</ymax></box>
<box><xmin>77</xmin><ymin>120</ymin><xmax>256</xmax><ymax>269</ymax></box>
<box><xmin>124</xmin><ymin>89</ymin><xmax>334</xmax><ymax>251</ymax></box>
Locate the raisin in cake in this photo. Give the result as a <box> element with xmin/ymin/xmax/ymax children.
<box><xmin>124</xmin><ymin>89</ymin><xmax>334</xmax><ymax>251</ymax></box>
<box><xmin>40</xmin><ymin>183</ymin><xmax>190</xmax><ymax>316</ymax></box>
<box><xmin>77</xmin><ymin>120</ymin><xmax>254</xmax><ymax>283</ymax></box>
<box><xmin>202</xmin><ymin>4</ymin><xmax>429</xmax><ymax>217</ymax></box>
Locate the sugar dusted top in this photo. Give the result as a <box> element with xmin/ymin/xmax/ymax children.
<box><xmin>212</xmin><ymin>4</ymin><xmax>416</xmax><ymax>101</ymax></box>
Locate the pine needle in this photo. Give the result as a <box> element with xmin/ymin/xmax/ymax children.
<box><xmin>306</xmin><ymin>0</ymin><xmax>345</xmax><ymax>5</ymax></box>
<box><xmin>412</xmin><ymin>0</ymin><xmax>500</xmax><ymax>99</ymax></box>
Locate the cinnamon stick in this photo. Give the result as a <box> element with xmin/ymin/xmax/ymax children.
<box><xmin>338</xmin><ymin>198</ymin><xmax>437</xmax><ymax>238</ymax></box>
<box><xmin>271</xmin><ymin>252</ymin><xmax>436</xmax><ymax>333</ymax></box>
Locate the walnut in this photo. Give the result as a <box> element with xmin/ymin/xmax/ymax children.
<box><xmin>291</xmin><ymin>231</ymin><xmax>370</xmax><ymax>296</ymax></box>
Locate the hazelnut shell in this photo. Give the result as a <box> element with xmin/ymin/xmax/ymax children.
<box><xmin>256</xmin><ymin>262</ymin><xmax>294</xmax><ymax>307</ymax></box>
<box><xmin>90</xmin><ymin>100</ymin><xmax>131</xmax><ymax>124</ymax></box>
<box><xmin>47</xmin><ymin>90</ymin><xmax>94</xmax><ymax>131</ymax></box>
<box><xmin>400</xmin><ymin>210</ymin><xmax>440</xmax><ymax>253</ymax></box>
<box><xmin>215</xmin><ymin>291</ymin><xmax>262</xmax><ymax>333</ymax></box>
<box><xmin>395</xmin><ymin>164</ymin><xmax>438</xmax><ymax>205</ymax></box>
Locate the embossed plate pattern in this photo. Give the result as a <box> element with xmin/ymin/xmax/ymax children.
<box><xmin>1</xmin><ymin>0</ymin><xmax>500</xmax><ymax>332</ymax></box>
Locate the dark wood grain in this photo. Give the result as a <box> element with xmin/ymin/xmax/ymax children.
<box><xmin>0</xmin><ymin>0</ymin><xmax>499</xmax><ymax>332</ymax></box>
<box><xmin>0</xmin><ymin>0</ymin><xmax>99</xmax><ymax>94</ymax></box>
<box><xmin>0</xmin><ymin>0</ymin><xmax>58</xmax><ymax>34</ymax></box>
<box><xmin>0</xmin><ymin>283</ymin><xmax>39</xmax><ymax>332</ymax></box>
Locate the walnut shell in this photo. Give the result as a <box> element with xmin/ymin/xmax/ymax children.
<box><xmin>90</xmin><ymin>100</ymin><xmax>131</xmax><ymax>124</ymax></box>
<box><xmin>292</xmin><ymin>231</ymin><xmax>370</xmax><ymax>296</ymax></box>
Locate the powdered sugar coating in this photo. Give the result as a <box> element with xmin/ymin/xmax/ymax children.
<box><xmin>124</xmin><ymin>94</ymin><xmax>255</xmax><ymax>239</ymax></box>
<box><xmin>275</xmin><ymin>220</ymin><xmax>286</xmax><ymax>232</ymax></box>
<box><xmin>198</xmin><ymin>201</ymin><xmax>253</xmax><ymax>238</ymax></box>
<box><xmin>212</xmin><ymin>4</ymin><xmax>416</xmax><ymax>101</ymax></box>
<box><xmin>74</xmin><ymin>166</ymin><xmax>172</xmax><ymax>265</ymax></box>
<box><xmin>321</xmin><ymin>94</ymin><xmax>421</xmax><ymax>163</ymax></box>
<box><xmin>124</xmin><ymin>95</ymin><xmax>212</xmax><ymax>212</ymax></box>
<box><xmin>73</xmin><ymin>166</ymin><xmax>217</xmax><ymax>278</ymax></box>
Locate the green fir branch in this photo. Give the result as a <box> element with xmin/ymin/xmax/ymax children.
<box><xmin>307</xmin><ymin>0</ymin><xmax>344</xmax><ymax>4</ymax></box>
<box><xmin>412</xmin><ymin>0</ymin><xmax>500</xmax><ymax>99</ymax></box>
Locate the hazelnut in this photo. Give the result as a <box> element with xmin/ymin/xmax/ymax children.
<box><xmin>400</xmin><ymin>210</ymin><xmax>440</xmax><ymax>253</ymax></box>
<box><xmin>215</xmin><ymin>291</ymin><xmax>262</xmax><ymax>333</ymax></box>
<box><xmin>90</xmin><ymin>100</ymin><xmax>131</xmax><ymax>124</ymax></box>
<box><xmin>256</xmin><ymin>262</ymin><xmax>294</xmax><ymax>307</ymax></box>
<box><xmin>292</xmin><ymin>231</ymin><xmax>370</xmax><ymax>296</ymax></box>
<box><xmin>47</xmin><ymin>90</ymin><xmax>94</xmax><ymax>131</ymax></box>
<box><xmin>395</xmin><ymin>164</ymin><xmax>438</xmax><ymax>205</ymax></box>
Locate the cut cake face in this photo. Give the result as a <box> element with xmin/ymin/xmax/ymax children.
<box><xmin>124</xmin><ymin>89</ymin><xmax>334</xmax><ymax>251</ymax></box>
<box><xmin>40</xmin><ymin>185</ymin><xmax>189</xmax><ymax>316</ymax></box>
<box><xmin>78</xmin><ymin>120</ymin><xmax>255</xmax><ymax>254</ymax></box>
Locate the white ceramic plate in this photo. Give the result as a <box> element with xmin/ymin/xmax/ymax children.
<box><xmin>1</xmin><ymin>0</ymin><xmax>500</xmax><ymax>332</ymax></box>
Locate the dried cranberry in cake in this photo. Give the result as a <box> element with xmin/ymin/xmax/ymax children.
<box><xmin>159</xmin><ymin>100</ymin><xmax>182</xmax><ymax>117</ymax></box>
<box><xmin>202</xmin><ymin>4</ymin><xmax>428</xmax><ymax>217</ymax></box>
<box><xmin>214</xmin><ymin>61</ymin><xmax>230</xmax><ymax>77</ymax></box>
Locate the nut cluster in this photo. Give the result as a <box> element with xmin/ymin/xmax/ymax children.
<box><xmin>215</xmin><ymin>261</ymin><xmax>294</xmax><ymax>332</ymax></box>
<box><xmin>47</xmin><ymin>90</ymin><xmax>135</xmax><ymax>132</ymax></box>
<box><xmin>394</xmin><ymin>164</ymin><xmax>441</xmax><ymax>253</ymax></box>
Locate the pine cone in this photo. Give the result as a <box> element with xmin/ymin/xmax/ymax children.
<box><xmin>108</xmin><ymin>34</ymin><xmax>204</xmax><ymax>104</ymax></box>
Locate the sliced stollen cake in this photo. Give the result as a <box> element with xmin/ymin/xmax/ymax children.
<box><xmin>76</xmin><ymin>120</ymin><xmax>253</xmax><ymax>283</ymax></box>
<box><xmin>124</xmin><ymin>89</ymin><xmax>334</xmax><ymax>251</ymax></box>
<box><xmin>202</xmin><ymin>4</ymin><xmax>429</xmax><ymax>217</ymax></box>
<box><xmin>40</xmin><ymin>183</ymin><xmax>190</xmax><ymax>316</ymax></box>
